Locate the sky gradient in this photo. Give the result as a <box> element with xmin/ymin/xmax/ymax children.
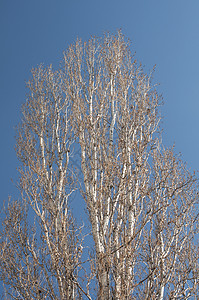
<box><xmin>1</xmin><ymin>0</ymin><xmax>199</xmax><ymax>294</ymax></box>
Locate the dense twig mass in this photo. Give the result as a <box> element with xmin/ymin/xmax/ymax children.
<box><xmin>0</xmin><ymin>32</ymin><xmax>198</xmax><ymax>299</ymax></box>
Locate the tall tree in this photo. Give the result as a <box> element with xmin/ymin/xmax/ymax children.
<box><xmin>0</xmin><ymin>67</ymin><xmax>85</xmax><ymax>299</ymax></box>
<box><xmin>0</xmin><ymin>32</ymin><xmax>198</xmax><ymax>299</ymax></box>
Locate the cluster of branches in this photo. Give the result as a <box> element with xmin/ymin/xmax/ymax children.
<box><xmin>0</xmin><ymin>32</ymin><xmax>198</xmax><ymax>299</ymax></box>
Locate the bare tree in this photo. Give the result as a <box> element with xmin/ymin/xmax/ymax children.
<box><xmin>0</xmin><ymin>32</ymin><xmax>198</xmax><ymax>299</ymax></box>
<box><xmin>0</xmin><ymin>67</ymin><xmax>86</xmax><ymax>299</ymax></box>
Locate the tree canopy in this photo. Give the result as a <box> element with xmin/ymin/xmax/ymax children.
<box><xmin>0</xmin><ymin>31</ymin><xmax>198</xmax><ymax>299</ymax></box>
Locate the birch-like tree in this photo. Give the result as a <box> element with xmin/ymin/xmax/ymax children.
<box><xmin>0</xmin><ymin>32</ymin><xmax>198</xmax><ymax>299</ymax></box>
<box><xmin>0</xmin><ymin>67</ymin><xmax>85</xmax><ymax>299</ymax></box>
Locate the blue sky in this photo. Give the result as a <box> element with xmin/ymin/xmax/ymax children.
<box><xmin>0</xmin><ymin>0</ymin><xmax>199</xmax><ymax>292</ymax></box>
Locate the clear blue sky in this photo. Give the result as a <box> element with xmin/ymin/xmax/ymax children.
<box><xmin>0</xmin><ymin>0</ymin><xmax>199</xmax><ymax>292</ymax></box>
